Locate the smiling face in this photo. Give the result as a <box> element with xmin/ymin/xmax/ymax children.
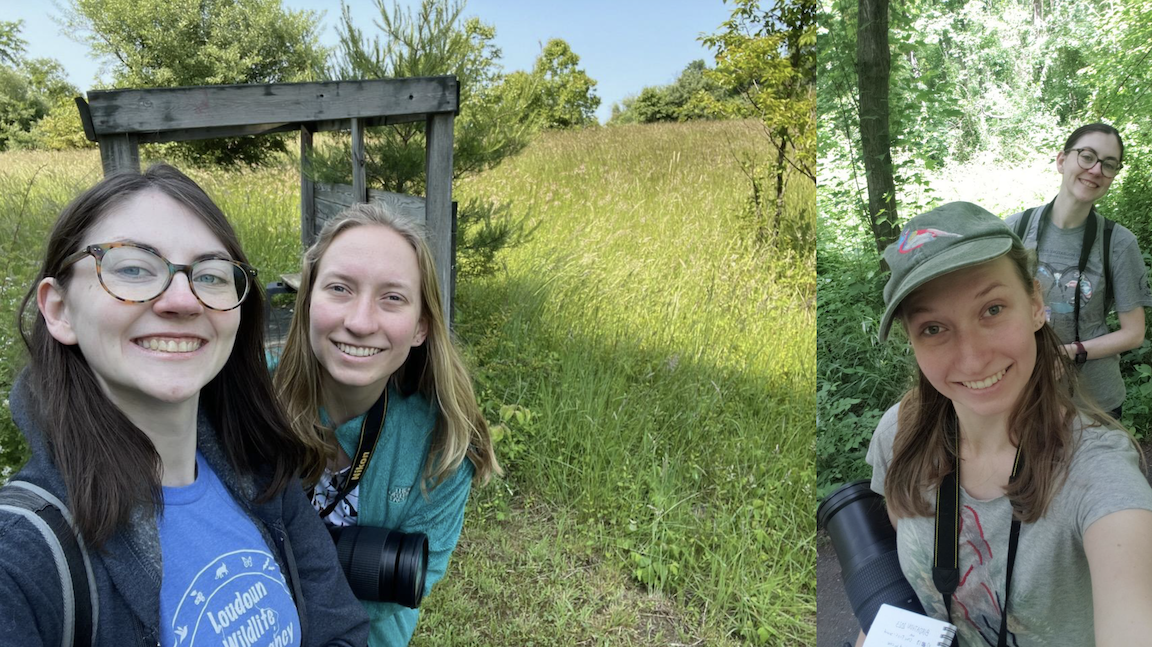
<box><xmin>37</xmin><ymin>189</ymin><xmax>241</xmax><ymax>414</ymax></box>
<box><xmin>308</xmin><ymin>224</ymin><xmax>428</xmax><ymax>405</ymax></box>
<box><xmin>1056</xmin><ymin>130</ymin><xmax>1122</xmax><ymax>204</ymax></box>
<box><xmin>900</xmin><ymin>255</ymin><xmax>1047</xmax><ymax>425</ymax></box>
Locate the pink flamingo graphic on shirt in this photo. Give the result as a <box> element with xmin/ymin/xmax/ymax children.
<box><xmin>951</xmin><ymin>505</ymin><xmax>1020</xmax><ymax>647</ymax></box>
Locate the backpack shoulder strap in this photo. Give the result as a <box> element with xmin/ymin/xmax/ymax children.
<box><xmin>0</xmin><ymin>481</ymin><xmax>96</xmax><ymax>647</ymax></box>
<box><xmin>1014</xmin><ymin>207</ymin><xmax>1038</xmax><ymax>241</ymax></box>
<box><xmin>1104</xmin><ymin>217</ymin><xmax>1115</xmax><ymax>307</ymax></box>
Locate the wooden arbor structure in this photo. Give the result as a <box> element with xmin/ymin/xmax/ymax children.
<box><xmin>74</xmin><ymin>76</ymin><xmax>460</xmax><ymax>322</ymax></box>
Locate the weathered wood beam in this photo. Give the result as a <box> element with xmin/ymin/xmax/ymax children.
<box><xmin>351</xmin><ymin>118</ymin><xmax>366</xmax><ymax>203</ymax></box>
<box><xmin>99</xmin><ymin>133</ymin><xmax>140</xmax><ymax>175</ymax></box>
<box><xmin>85</xmin><ymin>76</ymin><xmax>459</xmax><ymax>136</ymax></box>
<box><xmin>310</xmin><ymin>113</ymin><xmax>425</xmax><ymax>132</ymax></box>
<box><xmin>300</xmin><ymin>124</ymin><xmax>315</xmax><ymax>247</ymax></box>
<box><xmin>425</xmin><ymin>112</ymin><xmax>454</xmax><ymax>324</ymax></box>
<box><xmin>314</xmin><ymin>183</ymin><xmax>427</xmax><ymax>226</ymax></box>
<box><xmin>135</xmin><ymin>122</ymin><xmax>296</xmax><ymax>144</ymax></box>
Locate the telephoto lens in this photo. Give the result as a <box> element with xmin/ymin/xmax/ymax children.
<box><xmin>329</xmin><ymin>526</ymin><xmax>429</xmax><ymax>607</ymax></box>
<box><xmin>817</xmin><ymin>480</ymin><xmax>925</xmax><ymax>632</ymax></box>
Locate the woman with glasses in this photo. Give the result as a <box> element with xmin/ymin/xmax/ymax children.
<box><xmin>1006</xmin><ymin>123</ymin><xmax>1152</xmax><ymax>419</ymax></box>
<box><xmin>0</xmin><ymin>164</ymin><xmax>368</xmax><ymax>646</ymax></box>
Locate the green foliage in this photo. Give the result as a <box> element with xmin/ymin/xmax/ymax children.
<box><xmin>524</xmin><ymin>39</ymin><xmax>600</xmax><ymax>129</ymax></box>
<box><xmin>815</xmin><ymin>230</ymin><xmax>914</xmax><ymax>496</ymax></box>
<box><xmin>703</xmin><ymin>0</ymin><xmax>815</xmax><ymax>183</ymax></box>
<box><xmin>61</xmin><ymin>0</ymin><xmax>326</xmax><ymax>166</ymax></box>
<box><xmin>608</xmin><ymin>60</ymin><xmax>728</xmax><ymax>125</ymax></box>
<box><xmin>0</xmin><ymin>66</ymin><xmax>43</xmax><ymax>150</ymax></box>
<box><xmin>318</xmin><ymin>0</ymin><xmax>535</xmax><ymax>278</ymax></box>
<box><xmin>30</xmin><ymin>97</ymin><xmax>95</xmax><ymax>151</ymax></box>
<box><xmin>0</xmin><ymin>20</ymin><xmax>25</xmax><ymax>66</ymax></box>
<box><xmin>0</xmin><ymin>21</ymin><xmax>78</xmax><ymax>152</ymax></box>
<box><xmin>326</xmin><ymin>0</ymin><xmax>534</xmax><ymax>192</ymax></box>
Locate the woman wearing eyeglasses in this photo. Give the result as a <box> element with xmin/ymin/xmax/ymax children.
<box><xmin>0</xmin><ymin>164</ymin><xmax>368</xmax><ymax>646</ymax></box>
<box><xmin>1006</xmin><ymin>123</ymin><xmax>1152</xmax><ymax>419</ymax></box>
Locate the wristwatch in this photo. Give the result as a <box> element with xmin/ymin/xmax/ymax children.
<box><xmin>1074</xmin><ymin>341</ymin><xmax>1087</xmax><ymax>366</ymax></box>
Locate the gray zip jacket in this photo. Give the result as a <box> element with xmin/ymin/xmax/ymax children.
<box><xmin>0</xmin><ymin>373</ymin><xmax>369</xmax><ymax>647</ymax></box>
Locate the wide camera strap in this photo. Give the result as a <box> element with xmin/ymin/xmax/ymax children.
<box><xmin>319</xmin><ymin>389</ymin><xmax>389</xmax><ymax>518</ymax></box>
<box><xmin>932</xmin><ymin>413</ymin><xmax>1023</xmax><ymax>647</ymax></box>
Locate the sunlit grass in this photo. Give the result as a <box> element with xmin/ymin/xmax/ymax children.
<box><xmin>450</xmin><ymin>120</ymin><xmax>814</xmax><ymax>645</ymax></box>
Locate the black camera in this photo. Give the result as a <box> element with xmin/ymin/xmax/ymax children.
<box><xmin>817</xmin><ymin>480</ymin><xmax>925</xmax><ymax>632</ymax></box>
<box><xmin>328</xmin><ymin>525</ymin><xmax>429</xmax><ymax>608</ymax></box>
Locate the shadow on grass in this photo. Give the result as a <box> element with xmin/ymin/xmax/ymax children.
<box><xmin>447</xmin><ymin>265</ymin><xmax>814</xmax><ymax>645</ymax></box>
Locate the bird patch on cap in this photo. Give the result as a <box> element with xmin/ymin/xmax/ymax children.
<box><xmin>897</xmin><ymin>227</ymin><xmax>963</xmax><ymax>253</ymax></box>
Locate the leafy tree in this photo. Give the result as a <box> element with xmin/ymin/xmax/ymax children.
<box><xmin>0</xmin><ymin>20</ymin><xmax>26</xmax><ymax>66</ymax></box>
<box><xmin>702</xmin><ymin>0</ymin><xmax>815</xmax><ymax>248</ymax></box>
<box><xmin>322</xmin><ymin>0</ymin><xmax>535</xmax><ymax>277</ymax></box>
<box><xmin>631</xmin><ymin>86</ymin><xmax>678</xmax><ymax>123</ymax></box>
<box><xmin>666</xmin><ymin>59</ymin><xmax>728</xmax><ymax>121</ymax></box>
<box><xmin>328</xmin><ymin>0</ymin><xmax>534</xmax><ymax>191</ymax></box>
<box><xmin>32</xmin><ymin>96</ymin><xmax>95</xmax><ymax>150</ymax></box>
<box><xmin>61</xmin><ymin>0</ymin><xmax>327</xmax><ymax>166</ymax></box>
<box><xmin>526</xmin><ymin>38</ymin><xmax>599</xmax><ymax>128</ymax></box>
<box><xmin>0</xmin><ymin>20</ymin><xmax>78</xmax><ymax>150</ymax></box>
<box><xmin>607</xmin><ymin>60</ymin><xmax>728</xmax><ymax>125</ymax></box>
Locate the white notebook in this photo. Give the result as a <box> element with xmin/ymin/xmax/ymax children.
<box><xmin>863</xmin><ymin>603</ymin><xmax>957</xmax><ymax>647</ymax></box>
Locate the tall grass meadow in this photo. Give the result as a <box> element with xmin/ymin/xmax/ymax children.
<box><xmin>453</xmin><ymin>120</ymin><xmax>814</xmax><ymax>644</ymax></box>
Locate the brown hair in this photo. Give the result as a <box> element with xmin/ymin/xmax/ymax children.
<box><xmin>1063</xmin><ymin>122</ymin><xmax>1124</xmax><ymax>163</ymax></box>
<box><xmin>273</xmin><ymin>202</ymin><xmax>501</xmax><ymax>489</ymax></box>
<box><xmin>884</xmin><ymin>245</ymin><xmax>1078</xmax><ymax>523</ymax></box>
<box><xmin>18</xmin><ymin>163</ymin><xmax>317</xmax><ymax>549</ymax></box>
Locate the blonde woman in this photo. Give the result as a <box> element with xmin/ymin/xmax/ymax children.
<box><xmin>274</xmin><ymin>203</ymin><xmax>500</xmax><ymax>646</ymax></box>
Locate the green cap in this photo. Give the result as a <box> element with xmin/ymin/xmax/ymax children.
<box><xmin>879</xmin><ymin>202</ymin><xmax>1022</xmax><ymax>341</ymax></box>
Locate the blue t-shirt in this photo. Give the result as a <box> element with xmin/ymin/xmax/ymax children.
<box><xmin>158</xmin><ymin>453</ymin><xmax>301</xmax><ymax>647</ymax></box>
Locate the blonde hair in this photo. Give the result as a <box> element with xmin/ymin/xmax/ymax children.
<box><xmin>274</xmin><ymin>202</ymin><xmax>501</xmax><ymax>488</ymax></box>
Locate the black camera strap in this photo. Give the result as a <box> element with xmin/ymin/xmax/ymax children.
<box><xmin>1032</xmin><ymin>197</ymin><xmax>1099</xmax><ymax>343</ymax></box>
<box><xmin>318</xmin><ymin>388</ymin><xmax>389</xmax><ymax>518</ymax></box>
<box><xmin>932</xmin><ymin>414</ymin><xmax>1023</xmax><ymax>647</ymax></box>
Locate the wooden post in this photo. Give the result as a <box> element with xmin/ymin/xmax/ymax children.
<box><xmin>300</xmin><ymin>124</ymin><xmax>316</xmax><ymax>247</ymax></box>
<box><xmin>99</xmin><ymin>133</ymin><xmax>140</xmax><ymax>176</ymax></box>
<box><xmin>425</xmin><ymin>112</ymin><xmax>454</xmax><ymax>325</ymax></box>
<box><xmin>351</xmin><ymin>117</ymin><xmax>367</xmax><ymax>203</ymax></box>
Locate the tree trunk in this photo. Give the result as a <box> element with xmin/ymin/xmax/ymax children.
<box><xmin>857</xmin><ymin>0</ymin><xmax>900</xmax><ymax>253</ymax></box>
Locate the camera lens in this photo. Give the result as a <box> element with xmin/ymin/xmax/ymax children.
<box><xmin>329</xmin><ymin>525</ymin><xmax>429</xmax><ymax>607</ymax></box>
<box><xmin>817</xmin><ymin>480</ymin><xmax>925</xmax><ymax>632</ymax></box>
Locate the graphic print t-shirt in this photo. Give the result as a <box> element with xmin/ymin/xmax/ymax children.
<box><xmin>158</xmin><ymin>453</ymin><xmax>300</xmax><ymax>647</ymax></box>
<box><xmin>1006</xmin><ymin>208</ymin><xmax>1152</xmax><ymax>410</ymax></box>
<box><xmin>866</xmin><ymin>404</ymin><xmax>1152</xmax><ymax>646</ymax></box>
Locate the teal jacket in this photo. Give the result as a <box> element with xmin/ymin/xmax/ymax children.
<box><xmin>321</xmin><ymin>385</ymin><xmax>474</xmax><ymax>647</ymax></box>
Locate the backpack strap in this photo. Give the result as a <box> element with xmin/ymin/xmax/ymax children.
<box><xmin>1104</xmin><ymin>217</ymin><xmax>1115</xmax><ymax>308</ymax></box>
<box><xmin>1014</xmin><ymin>207</ymin><xmax>1037</xmax><ymax>240</ymax></box>
<box><xmin>0</xmin><ymin>481</ymin><xmax>97</xmax><ymax>647</ymax></box>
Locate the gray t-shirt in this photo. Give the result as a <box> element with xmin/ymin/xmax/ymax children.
<box><xmin>867</xmin><ymin>403</ymin><xmax>1152</xmax><ymax>646</ymax></box>
<box><xmin>1006</xmin><ymin>207</ymin><xmax>1152</xmax><ymax>410</ymax></box>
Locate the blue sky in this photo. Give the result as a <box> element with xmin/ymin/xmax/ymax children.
<box><xmin>3</xmin><ymin>0</ymin><xmax>733</xmax><ymax>123</ymax></box>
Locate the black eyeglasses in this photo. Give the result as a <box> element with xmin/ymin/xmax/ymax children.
<box><xmin>60</xmin><ymin>242</ymin><xmax>257</xmax><ymax>311</ymax></box>
<box><xmin>1069</xmin><ymin>148</ymin><xmax>1123</xmax><ymax>178</ymax></box>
